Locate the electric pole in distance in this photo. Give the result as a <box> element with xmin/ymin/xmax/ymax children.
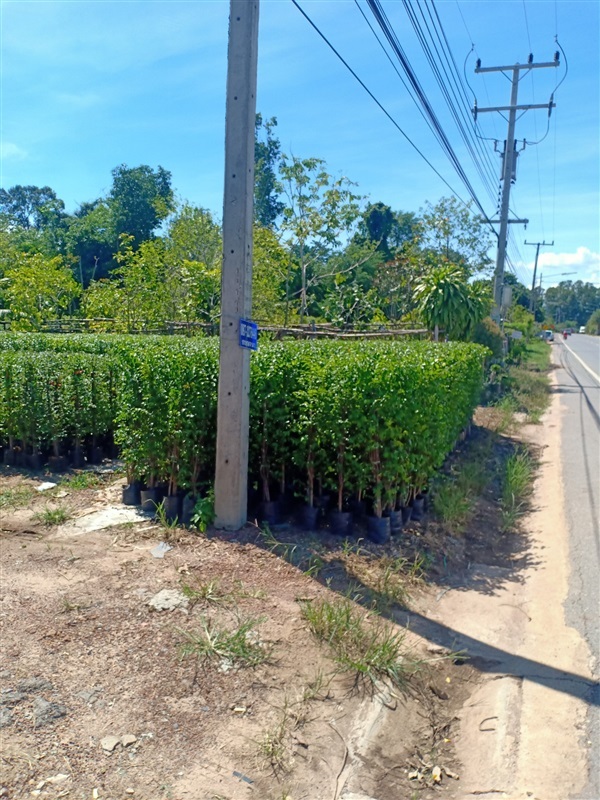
<box><xmin>525</xmin><ymin>239</ymin><xmax>554</xmax><ymax>315</ymax></box>
<box><xmin>474</xmin><ymin>54</ymin><xmax>559</xmax><ymax>323</ymax></box>
<box><xmin>214</xmin><ymin>0</ymin><xmax>260</xmax><ymax>530</ymax></box>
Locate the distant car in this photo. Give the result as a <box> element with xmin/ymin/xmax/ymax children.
<box><xmin>579</xmin><ymin>326</ymin><xmax>586</xmax><ymax>334</ymax></box>
<box><xmin>565</xmin><ymin>328</ymin><xmax>572</xmax><ymax>335</ymax></box>
<box><xmin>542</xmin><ymin>330</ymin><xmax>554</xmax><ymax>342</ymax></box>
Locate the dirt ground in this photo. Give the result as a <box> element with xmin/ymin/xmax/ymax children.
<box><xmin>0</xmin><ymin>419</ymin><xmax>530</xmax><ymax>800</ymax></box>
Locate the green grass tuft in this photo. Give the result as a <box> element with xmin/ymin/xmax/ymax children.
<box><xmin>34</xmin><ymin>506</ymin><xmax>71</xmax><ymax>526</ymax></box>
<box><xmin>500</xmin><ymin>450</ymin><xmax>534</xmax><ymax>531</ymax></box>
<box><xmin>300</xmin><ymin>597</ymin><xmax>418</xmax><ymax>690</ymax></box>
<box><xmin>0</xmin><ymin>486</ymin><xmax>35</xmax><ymax>510</ymax></box>
<box><xmin>177</xmin><ymin>616</ymin><xmax>269</xmax><ymax>668</ymax></box>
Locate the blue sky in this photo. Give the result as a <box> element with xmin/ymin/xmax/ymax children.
<box><xmin>1</xmin><ymin>0</ymin><xmax>598</xmax><ymax>290</ymax></box>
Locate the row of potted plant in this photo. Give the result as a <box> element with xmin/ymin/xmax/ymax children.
<box><xmin>0</xmin><ymin>335</ymin><xmax>487</xmax><ymax>541</ymax></box>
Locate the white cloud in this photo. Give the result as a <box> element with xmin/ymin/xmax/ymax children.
<box><xmin>538</xmin><ymin>247</ymin><xmax>600</xmax><ymax>271</ymax></box>
<box><xmin>1</xmin><ymin>141</ymin><xmax>28</xmax><ymax>161</ymax></box>
<box><xmin>514</xmin><ymin>247</ymin><xmax>600</xmax><ymax>288</ymax></box>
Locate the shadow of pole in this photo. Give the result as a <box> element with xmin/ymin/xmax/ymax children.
<box><xmin>395</xmin><ymin>605</ymin><xmax>600</xmax><ymax>706</ymax></box>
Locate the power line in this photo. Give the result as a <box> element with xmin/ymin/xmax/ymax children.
<box><xmin>423</xmin><ymin>1</ymin><xmax>502</xmax><ymax>188</ymax></box>
<box><xmin>364</xmin><ymin>0</ymin><xmax>492</xmax><ymax>222</ymax></box>
<box><xmin>522</xmin><ymin>0</ymin><xmax>533</xmax><ymax>53</ymax></box>
<box><xmin>290</xmin><ymin>0</ymin><xmax>483</xmax><ymax>216</ymax></box>
<box><xmin>355</xmin><ymin>0</ymin><xmax>498</xmax><ymax>206</ymax></box>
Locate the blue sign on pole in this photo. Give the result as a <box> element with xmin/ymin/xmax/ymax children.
<box><xmin>239</xmin><ymin>319</ymin><xmax>258</xmax><ymax>351</ymax></box>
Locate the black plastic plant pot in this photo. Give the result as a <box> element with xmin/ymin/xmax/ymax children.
<box><xmin>48</xmin><ymin>455</ymin><xmax>68</xmax><ymax>473</ymax></box>
<box><xmin>367</xmin><ymin>515</ymin><xmax>391</xmax><ymax>544</ymax></box>
<box><xmin>384</xmin><ymin>509</ymin><xmax>404</xmax><ymax>535</ymax></box>
<box><xmin>349</xmin><ymin>498</ymin><xmax>367</xmax><ymax>519</ymax></box>
<box><xmin>329</xmin><ymin>510</ymin><xmax>353</xmax><ymax>536</ymax></box>
<box><xmin>88</xmin><ymin>446</ymin><xmax>104</xmax><ymax>465</ymax></box>
<box><xmin>27</xmin><ymin>453</ymin><xmax>44</xmax><ymax>472</ymax></box>
<box><xmin>260</xmin><ymin>500</ymin><xmax>281</xmax><ymax>526</ymax></box>
<box><xmin>313</xmin><ymin>494</ymin><xmax>331</xmax><ymax>513</ymax></box>
<box><xmin>410</xmin><ymin>496</ymin><xmax>425</xmax><ymax>521</ymax></box>
<box><xmin>122</xmin><ymin>483</ymin><xmax>142</xmax><ymax>506</ymax></box>
<box><xmin>299</xmin><ymin>504</ymin><xmax>319</xmax><ymax>531</ymax></box>
<box><xmin>400</xmin><ymin>505</ymin><xmax>413</xmax><ymax>525</ymax></box>
<box><xmin>2</xmin><ymin>448</ymin><xmax>15</xmax><ymax>467</ymax></box>
<box><xmin>163</xmin><ymin>495</ymin><xmax>181</xmax><ymax>523</ymax></box>
<box><xmin>70</xmin><ymin>447</ymin><xmax>86</xmax><ymax>469</ymax></box>
<box><xmin>181</xmin><ymin>493</ymin><xmax>197</xmax><ymax>527</ymax></box>
<box><xmin>140</xmin><ymin>487</ymin><xmax>160</xmax><ymax>513</ymax></box>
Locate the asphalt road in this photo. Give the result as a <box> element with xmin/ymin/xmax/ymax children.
<box><xmin>552</xmin><ymin>333</ymin><xmax>600</xmax><ymax>799</ymax></box>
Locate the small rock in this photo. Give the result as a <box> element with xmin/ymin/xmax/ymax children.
<box><xmin>0</xmin><ymin>690</ymin><xmax>26</xmax><ymax>706</ymax></box>
<box><xmin>36</xmin><ymin>482</ymin><xmax>57</xmax><ymax>492</ymax></box>
<box><xmin>147</xmin><ymin>589</ymin><xmax>188</xmax><ymax>612</ymax></box>
<box><xmin>125</xmin><ymin>790</ymin><xmax>134</xmax><ymax>795</ymax></box>
<box><xmin>121</xmin><ymin>734</ymin><xmax>137</xmax><ymax>747</ymax></box>
<box><xmin>100</xmin><ymin>735</ymin><xmax>121</xmax><ymax>753</ymax></box>
<box><xmin>443</xmin><ymin>767</ymin><xmax>459</xmax><ymax>780</ymax></box>
<box><xmin>19</xmin><ymin>677</ymin><xmax>53</xmax><ymax>693</ymax></box>
<box><xmin>46</xmin><ymin>774</ymin><xmax>69</xmax><ymax>785</ymax></box>
<box><xmin>431</xmin><ymin>765</ymin><xmax>442</xmax><ymax>783</ymax></box>
<box><xmin>33</xmin><ymin>698</ymin><xmax>66</xmax><ymax>728</ymax></box>
<box><xmin>77</xmin><ymin>688</ymin><xmax>101</xmax><ymax>704</ymax></box>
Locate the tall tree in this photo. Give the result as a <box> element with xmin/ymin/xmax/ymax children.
<box><xmin>420</xmin><ymin>197</ymin><xmax>493</xmax><ymax>276</ymax></box>
<box><xmin>166</xmin><ymin>204</ymin><xmax>221</xmax><ymax>267</ymax></box>
<box><xmin>0</xmin><ymin>185</ymin><xmax>65</xmax><ymax>231</ymax></box>
<box><xmin>4</xmin><ymin>252</ymin><xmax>80</xmax><ymax>330</ymax></box>
<box><xmin>254</xmin><ymin>114</ymin><xmax>284</xmax><ymax>228</ymax></box>
<box><xmin>252</xmin><ymin>225</ymin><xmax>289</xmax><ymax>323</ymax></box>
<box><xmin>277</xmin><ymin>155</ymin><xmax>364</xmax><ymax>323</ymax></box>
<box><xmin>0</xmin><ymin>185</ymin><xmax>68</xmax><ymax>256</ymax></box>
<box><xmin>109</xmin><ymin>164</ymin><xmax>174</xmax><ymax>246</ymax></box>
<box><xmin>544</xmin><ymin>280</ymin><xmax>600</xmax><ymax>326</ymax></box>
<box><xmin>66</xmin><ymin>200</ymin><xmax>117</xmax><ymax>285</ymax></box>
<box><xmin>356</xmin><ymin>202</ymin><xmax>420</xmax><ymax>260</ymax></box>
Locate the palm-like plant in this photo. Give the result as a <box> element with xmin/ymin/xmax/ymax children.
<box><xmin>414</xmin><ymin>264</ymin><xmax>486</xmax><ymax>341</ymax></box>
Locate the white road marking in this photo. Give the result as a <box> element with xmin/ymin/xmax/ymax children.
<box><xmin>560</xmin><ymin>340</ymin><xmax>600</xmax><ymax>384</ymax></box>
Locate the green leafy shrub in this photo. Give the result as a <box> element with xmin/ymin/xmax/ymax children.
<box><xmin>472</xmin><ymin>317</ymin><xmax>504</xmax><ymax>360</ymax></box>
<box><xmin>0</xmin><ymin>334</ymin><xmax>487</xmax><ymax>512</ymax></box>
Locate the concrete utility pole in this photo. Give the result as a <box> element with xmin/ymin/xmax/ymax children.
<box><xmin>214</xmin><ymin>0</ymin><xmax>260</xmax><ymax>530</ymax></box>
<box><xmin>525</xmin><ymin>239</ymin><xmax>554</xmax><ymax>314</ymax></box>
<box><xmin>474</xmin><ymin>56</ymin><xmax>559</xmax><ymax>323</ymax></box>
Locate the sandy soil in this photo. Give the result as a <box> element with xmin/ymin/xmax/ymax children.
<box><xmin>0</xmin><ymin>415</ymin><xmax>550</xmax><ymax>800</ymax></box>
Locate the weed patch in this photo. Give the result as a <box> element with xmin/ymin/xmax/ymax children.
<box><xmin>0</xmin><ymin>486</ymin><xmax>34</xmax><ymax>510</ymax></box>
<box><xmin>300</xmin><ymin>597</ymin><xmax>418</xmax><ymax>691</ymax></box>
<box><xmin>500</xmin><ymin>450</ymin><xmax>534</xmax><ymax>531</ymax></box>
<box><xmin>432</xmin><ymin>482</ymin><xmax>471</xmax><ymax>533</ymax></box>
<box><xmin>60</xmin><ymin>472</ymin><xmax>102</xmax><ymax>490</ymax></box>
<box><xmin>178</xmin><ymin>616</ymin><xmax>269</xmax><ymax>669</ymax></box>
<box><xmin>33</xmin><ymin>506</ymin><xmax>70</xmax><ymax>526</ymax></box>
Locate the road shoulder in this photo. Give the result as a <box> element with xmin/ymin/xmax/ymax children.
<box><xmin>437</xmin><ymin>369</ymin><xmax>595</xmax><ymax>799</ymax></box>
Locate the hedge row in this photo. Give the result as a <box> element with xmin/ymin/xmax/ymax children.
<box><xmin>0</xmin><ymin>334</ymin><xmax>487</xmax><ymax>513</ymax></box>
